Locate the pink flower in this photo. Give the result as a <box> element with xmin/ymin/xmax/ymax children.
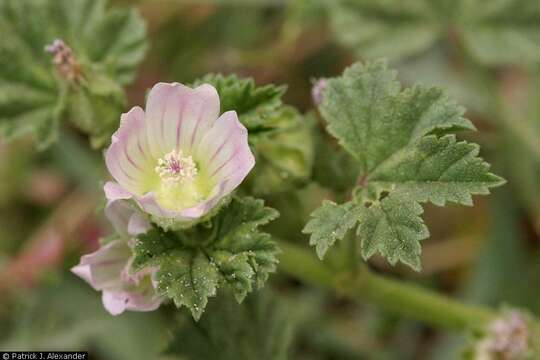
<box><xmin>104</xmin><ymin>83</ymin><xmax>255</xmax><ymax>227</ymax></box>
<box><xmin>71</xmin><ymin>201</ymin><xmax>163</xmax><ymax>315</ymax></box>
<box><xmin>71</xmin><ymin>240</ymin><xmax>162</xmax><ymax>315</ymax></box>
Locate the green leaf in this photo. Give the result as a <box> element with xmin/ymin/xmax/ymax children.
<box><xmin>193</xmin><ymin>73</ymin><xmax>287</xmax><ymax>130</ymax></box>
<box><xmin>459</xmin><ymin>0</ymin><xmax>540</xmax><ymax>65</ymax></box>
<box><xmin>306</xmin><ymin>60</ymin><xmax>504</xmax><ymax>270</ymax></box>
<box><xmin>131</xmin><ymin>228</ymin><xmax>221</xmax><ymax>320</ymax></box>
<box><xmin>320</xmin><ymin>60</ymin><xmax>475</xmax><ymax>175</ymax></box>
<box><xmin>133</xmin><ymin>234</ymin><xmax>216</xmax><ymax>321</ymax></box>
<box><xmin>211</xmin><ymin>250</ymin><xmax>255</xmax><ymax>302</ymax></box>
<box><xmin>212</xmin><ymin>197</ymin><xmax>280</xmax><ymax>296</ymax></box>
<box><xmin>0</xmin><ymin>0</ymin><xmax>147</xmax><ymax>149</ymax></box>
<box><xmin>167</xmin><ymin>291</ymin><xmax>295</xmax><ymax>360</ymax></box>
<box><xmin>159</xmin><ymin>249</ymin><xmax>220</xmax><ymax>321</ymax></box>
<box><xmin>212</xmin><ymin>196</ymin><xmax>279</xmax><ymax>238</ymax></box>
<box><xmin>245</xmin><ymin>106</ymin><xmax>315</xmax><ymax>195</ymax></box>
<box><xmin>133</xmin><ymin>197</ymin><xmax>280</xmax><ymax>319</ymax></box>
<box><xmin>303</xmin><ymin>200</ymin><xmax>363</xmax><ymax>259</ymax></box>
<box><xmin>328</xmin><ymin>0</ymin><xmax>445</xmax><ymax>61</ymax></box>
<box><xmin>368</xmin><ymin>134</ymin><xmax>506</xmax><ymax>206</ymax></box>
<box><xmin>358</xmin><ymin>193</ymin><xmax>429</xmax><ymax>271</ymax></box>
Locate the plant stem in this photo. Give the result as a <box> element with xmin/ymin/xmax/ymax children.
<box><xmin>277</xmin><ymin>241</ymin><xmax>495</xmax><ymax>331</ymax></box>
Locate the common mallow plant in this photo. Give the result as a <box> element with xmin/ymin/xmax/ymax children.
<box><xmin>104</xmin><ymin>83</ymin><xmax>254</xmax><ymax>229</ymax></box>
<box><xmin>52</xmin><ymin>57</ymin><xmax>538</xmax><ymax>356</ymax></box>
<box><xmin>6</xmin><ymin>0</ymin><xmax>540</xmax><ymax>355</ymax></box>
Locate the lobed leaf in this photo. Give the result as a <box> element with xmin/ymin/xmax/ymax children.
<box><xmin>133</xmin><ymin>197</ymin><xmax>280</xmax><ymax>319</ymax></box>
<box><xmin>368</xmin><ymin>134</ymin><xmax>506</xmax><ymax>206</ymax></box>
<box><xmin>358</xmin><ymin>193</ymin><xmax>429</xmax><ymax>271</ymax></box>
<box><xmin>303</xmin><ymin>200</ymin><xmax>363</xmax><ymax>259</ymax></box>
<box><xmin>156</xmin><ymin>249</ymin><xmax>220</xmax><ymax>321</ymax></box>
<box><xmin>0</xmin><ymin>0</ymin><xmax>147</xmax><ymax>148</ymax></box>
<box><xmin>306</xmin><ymin>60</ymin><xmax>504</xmax><ymax>270</ymax></box>
<box><xmin>320</xmin><ymin>60</ymin><xmax>474</xmax><ymax>175</ymax></box>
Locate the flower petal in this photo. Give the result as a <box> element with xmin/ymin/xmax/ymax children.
<box><xmin>197</xmin><ymin>111</ymin><xmax>255</xmax><ymax>194</ymax></box>
<box><xmin>125</xmin><ymin>292</ymin><xmax>163</xmax><ymax>312</ymax></box>
<box><xmin>104</xmin><ymin>181</ymin><xmax>132</xmax><ymax>202</ymax></box>
<box><xmin>105</xmin><ymin>107</ymin><xmax>155</xmax><ymax>195</ymax></box>
<box><xmin>144</xmin><ymin>83</ymin><xmax>219</xmax><ymax>158</ymax></box>
<box><xmin>71</xmin><ymin>263</ymin><xmax>92</xmax><ymax>284</ymax></box>
<box><xmin>104</xmin><ymin>199</ymin><xmax>134</xmax><ymax>237</ymax></box>
<box><xmin>177</xmin><ymin>84</ymin><xmax>220</xmax><ymax>152</ymax></box>
<box><xmin>104</xmin><ymin>197</ymin><xmax>151</xmax><ymax>237</ymax></box>
<box><xmin>175</xmin><ymin>179</ymin><xmax>231</xmax><ymax>219</ymax></box>
<box><xmin>102</xmin><ymin>287</ymin><xmax>163</xmax><ymax>316</ymax></box>
<box><xmin>138</xmin><ymin>191</ymin><xmax>178</xmax><ymax>219</ymax></box>
<box><xmin>137</xmin><ymin>189</ymin><xmax>219</xmax><ymax>221</ymax></box>
<box><xmin>128</xmin><ymin>212</ymin><xmax>151</xmax><ymax>236</ymax></box>
<box><xmin>72</xmin><ymin>240</ymin><xmax>131</xmax><ymax>291</ymax></box>
<box><xmin>102</xmin><ymin>291</ymin><xmax>129</xmax><ymax>315</ymax></box>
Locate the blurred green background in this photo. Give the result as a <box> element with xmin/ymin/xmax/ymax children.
<box><xmin>1</xmin><ymin>0</ymin><xmax>539</xmax><ymax>359</ymax></box>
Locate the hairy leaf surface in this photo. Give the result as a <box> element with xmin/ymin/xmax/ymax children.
<box><xmin>303</xmin><ymin>200</ymin><xmax>363</xmax><ymax>259</ymax></box>
<box><xmin>304</xmin><ymin>60</ymin><xmax>504</xmax><ymax>270</ymax></box>
<box><xmin>368</xmin><ymin>134</ymin><xmax>505</xmax><ymax>206</ymax></box>
<box><xmin>320</xmin><ymin>60</ymin><xmax>474</xmax><ymax>175</ymax></box>
<box><xmin>133</xmin><ymin>197</ymin><xmax>279</xmax><ymax>319</ymax></box>
<box><xmin>358</xmin><ymin>193</ymin><xmax>429</xmax><ymax>271</ymax></box>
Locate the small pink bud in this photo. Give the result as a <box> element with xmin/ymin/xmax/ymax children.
<box><xmin>45</xmin><ymin>39</ymin><xmax>83</xmax><ymax>82</ymax></box>
<box><xmin>312</xmin><ymin>78</ymin><xmax>328</xmax><ymax>105</ymax></box>
<box><xmin>72</xmin><ymin>198</ymin><xmax>161</xmax><ymax>315</ymax></box>
<box><xmin>71</xmin><ymin>239</ymin><xmax>163</xmax><ymax>315</ymax></box>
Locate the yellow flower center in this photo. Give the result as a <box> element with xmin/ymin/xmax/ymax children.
<box><xmin>153</xmin><ymin>150</ymin><xmax>210</xmax><ymax>211</ymax></box>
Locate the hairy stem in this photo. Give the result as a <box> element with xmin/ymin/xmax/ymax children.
<box><xmin>277</xmin><ymin>241</ymin><xmax>495</xmax><ymax>331</ymax></box>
